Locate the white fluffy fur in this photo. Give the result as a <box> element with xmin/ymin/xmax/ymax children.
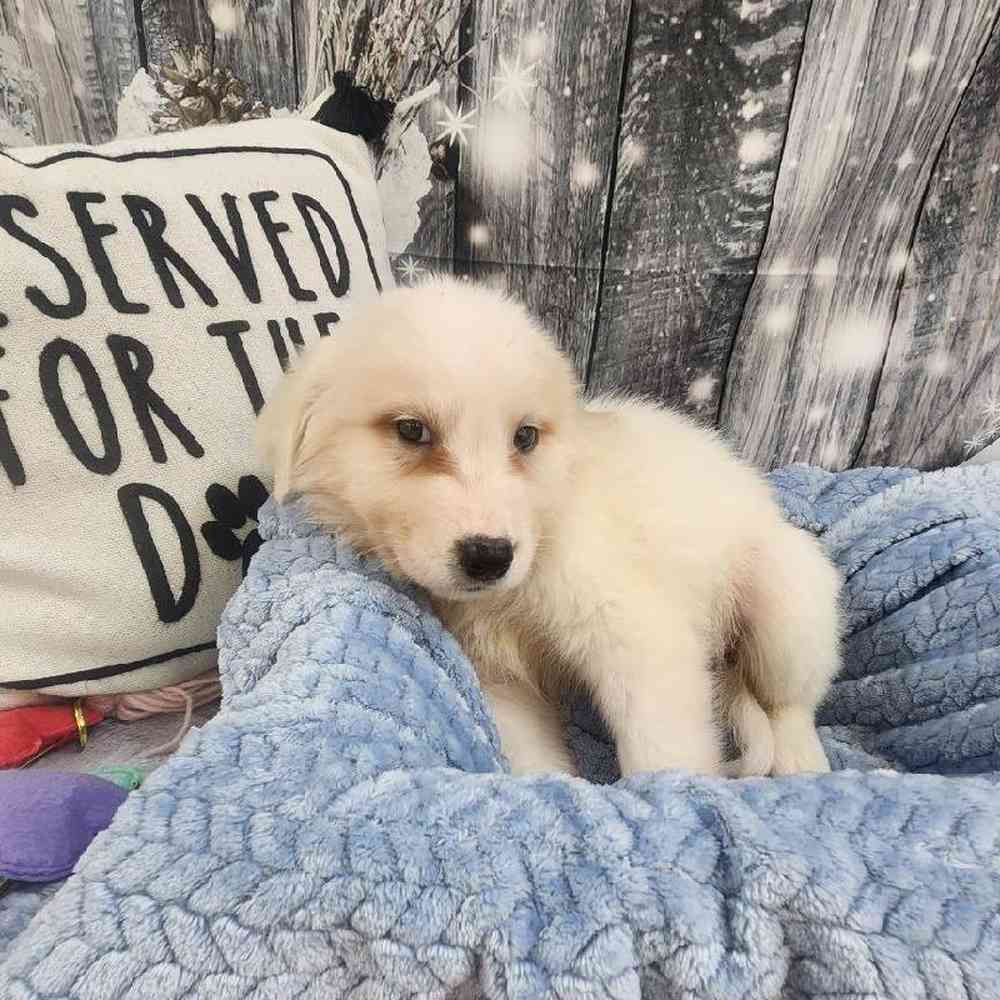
<box><xmin>258</xmin><ymin>278</ymin><xmax>843</xmax><ymax>777</ymax></box>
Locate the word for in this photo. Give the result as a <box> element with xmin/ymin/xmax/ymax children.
<box><xmin>0</xmin><ymin>311</ymin><xmax>338</xmax><ymax>488</ymax></box>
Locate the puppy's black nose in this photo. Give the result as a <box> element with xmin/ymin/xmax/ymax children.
<box><xmin>457</xmin><ymin>535</ymin><xmax>513</xmax><ymax>582</ymax></box>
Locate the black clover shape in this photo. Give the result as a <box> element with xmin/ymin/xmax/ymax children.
<box><xmin>200</xmin><ymin>474</ymin><xmax>270</xmax><ymax>576</ymax></box>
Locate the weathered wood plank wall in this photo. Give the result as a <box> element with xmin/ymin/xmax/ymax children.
<box><xmin>587</xmin><ymin>0</ymin><xmax>809</xmax><ymax>419</ymax></box>
<box><xmin>859</xmin><ymin>13</ymin><xmax>1000</xmax><ymax>469</ymax></box>
<box><xmin>3</xmin><ymin>0</ymin><xmax>998</xmax><ymax>469</ymax></box>
<box><xmin>718</xmin><ymin>0</ymin><xmax>1000</xmax><ymax>470</ymax></box>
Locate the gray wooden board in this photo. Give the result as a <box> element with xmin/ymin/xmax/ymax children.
<box><xmin>587</xmin><ymin>0</ymin><xmax>809</xmax><ymax>419</ymax></box>
<box><xmin>139</xmin><ymin>0</ymin><xmax>211</xmax><ymax>71</ymax></box>
<box><xmin>858</xmin><ymin>14</ymin><xmax>1000</xmax><ymax>469</ymax></box>
<box><xmin>91</xmin><ymin>0</ymin><xmax>142</xmax><ymax>119</ymax></box>
<box><xmin>213</xmin><ymin>0</ymin><xmax>298</xmax><ymax>110</ymax></box>
<box><xmin>293</xmin><ymin>0</ymin><xmax>311</xmax><ymax>104</ymax></box>
<box><xmin>452</xmin><ymin>0</ymin><xmax>631</xmax><ymax>374</ymax></box>
<box><xmin>140</xmin><ymin>0</ymin><xmax>297</xmax><ymax>109</ymax></box>
<box><xmin>718</xmin><ymin>0</ymin><xmax>1000</xmax><ymax>470</ymax></box>
<box><xmin>0</xmin><ymin>0</ymin><xmax>140</xmax><ymax>144</ymax></box>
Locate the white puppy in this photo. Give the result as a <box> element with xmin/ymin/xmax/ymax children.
<box><xmin>257</xmin><ymin>278</ymin><xmax>842</xmax><ymax>777</ymax></box>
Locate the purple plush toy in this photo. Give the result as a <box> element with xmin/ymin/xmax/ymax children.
<box><xmin>0</xmin><ymin>772</ymin><xmax>127</xmax><ymax>883</ymax></box>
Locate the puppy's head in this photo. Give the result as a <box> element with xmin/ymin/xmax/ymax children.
<box><xmin>257</xmin><ymin>278</ymin><xmax>579</xmax><ymax>600</ymax></box>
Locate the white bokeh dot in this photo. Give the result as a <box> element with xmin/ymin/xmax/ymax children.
<box><xmin>468</xmin><ymin>223</ymin><xmax>490</xmax><ymax>246</ymax></box>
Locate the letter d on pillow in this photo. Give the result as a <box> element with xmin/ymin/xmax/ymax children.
<box><xmin>0</xmin><ymin>119</ymin><xmax>392</xmax><ymax>696</ymax></box>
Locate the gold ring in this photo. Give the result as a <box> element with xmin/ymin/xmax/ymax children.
<box><xmin>72</xmin><ymin>699</ymin><xmax>88</xmax><ymax>749</ymax></box>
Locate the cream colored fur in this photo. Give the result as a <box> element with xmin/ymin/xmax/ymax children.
<box><xmin>257</xmin><ymin>278</ymin><xmax>842</xmax><ymax>778</ymax></box>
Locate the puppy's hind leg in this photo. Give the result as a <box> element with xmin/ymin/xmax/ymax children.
<box><xmin>732</xmin><ymin>525</ymin><xmax>842</xmax><ymax>776</ymax></box>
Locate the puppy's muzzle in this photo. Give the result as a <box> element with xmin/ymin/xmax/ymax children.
<box><xmin>457</xmin><ymin>535</ymin><xmax>513</xmax><ymax>583</ymax></box>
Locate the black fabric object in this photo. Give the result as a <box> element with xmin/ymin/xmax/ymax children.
<box><xmin>312</xmin><ymin>71</ymin><xmax>395</xmax><ymax>145</ymax></box>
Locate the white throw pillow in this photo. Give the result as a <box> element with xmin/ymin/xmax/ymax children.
<box><xmin>0</xmin><ymin>119</ymin><xmax>392</xmax><ymax>695</ymax></box>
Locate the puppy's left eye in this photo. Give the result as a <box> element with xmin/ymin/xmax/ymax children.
<box><xmin>396</xmin><ymin>418</ymin><xmax>431</xmax><ymax>445</ymax></box>
<box><xmin>513</xmin><ymin>424</ymin><xmax>539</xmax><ymax>453</ymax></box>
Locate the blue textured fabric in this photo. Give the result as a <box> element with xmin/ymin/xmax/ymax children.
<box><xmin>2</xmin><ymin>464</ymin><xmax>999</xmax><ymax>999</ymax></box>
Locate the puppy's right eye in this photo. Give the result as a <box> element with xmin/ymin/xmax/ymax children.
<box><xmin>395</xmin><ymin>418</ymin><xmax>431</xmax><ymax>445</ymax></box>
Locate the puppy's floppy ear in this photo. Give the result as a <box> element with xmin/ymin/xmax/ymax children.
<box><xmin>257</xmin><ymin>365</ymin><xmax>319</xmax><ymax>502</ymax></box>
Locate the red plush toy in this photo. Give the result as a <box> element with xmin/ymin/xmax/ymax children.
<box><xmin>0</xmin><ymin>703</ymin><xmax>104</xmax><ymax>769</ymax></box>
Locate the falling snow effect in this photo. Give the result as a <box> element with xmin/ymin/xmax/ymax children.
<box><xmin>469</xmin><ymin>223</ymin><xmax>490</xmax><ymax>247</ymax></box>
<box><xmin>764</xmin><ymin>303</ymin><xmax>796</xmax><ymax>336</ymax></box>
<box><xmin>764</xmin><ymin>256</ymin><xmax>792</xmax><ymax>277</ymax></box>
<box><xmin>828</xmin><ymin>317</ymin><xmax>886</xmax><ymax>372</ymax></box>
<box><xmin>739</xmin><ymin>129</ymin><xmax>778</xmax><ymax>165</ymax></box>
<box><xmin>686</xmin><ymin>373</ymin><xmax>717</xmax><ymax>405</ymax></box>
<box><xmin>814</xmin><ymin>257</ymin><xmax>838</xmax><ymax>279</ymax></box>
<box><xmin>396</xmin><ymin>256</ymin><xmax>426</xmax><ymax>284</ymax></box>
<box><xmin>739</xmin><ymin>91</ymin><xmax>764</xmax><ymax>121</ymax></box>
<box><xmin>571</xmin><ymin>159</ymin><xmax>600</xmax><ymax>189</ymax></box>
<box><xmin>476</xmin><ymin>106</ymin><xmax>532</xmax><ymax>186</ymax></box>
<box><xmin>208</xmin><ymin>0</ymin><xmax>240</xmax><ymax>36</ymax></box>
<box><xmin>926</xmin><ymin>350</ymin><xmax>953</xmax><ymax>377</ymax></box>
<box><xmin>620</xmin><ymin>137</ymin><xmax>647</xmax><ymax>170</ymax></box>
<box><xmin>888</xmin><ymin>248</ymin><xmax>910</xmax><ymax>274</ymax></box>
<box><xmin>436</xmin><ymin>104</ymin><xmax>476</xmax><ymax>145</ymax></box>
<box><xmin>908</xmin><ymin>47</ymin><xmax>934</xmax><ymax>72</ymax></box>
<box><xmin>819</xmin><ymin>439</ymin><xmax>843</xmax><ymax>468</ymax></box>
<box><xmin>523</xmin><ymin>31</ymin><xmax>546</xmax><ymax>61</ymax></box>
<box><xmin>493</xmin><ymin>53</ymin><xmax>537</xmax><ymax>109</ymax></box>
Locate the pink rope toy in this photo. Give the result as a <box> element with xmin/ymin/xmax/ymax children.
<box><xmin>85</xmin><ymin>670</ymin><xmax>222</xmax><ymax>757</ymax></box>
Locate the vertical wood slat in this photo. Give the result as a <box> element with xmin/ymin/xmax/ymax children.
<box><xmin>718</xmin><ymin>0</ymin><xmax>1000</xmax><ymax>471</ymax></box>
<box><xmin>91</xmin><ymin>0</ymin><xmax>142</xmax><ymax>113</ymax></box>
<box><xmin>452</xmin><ymin>0</ymin><xmax>632</xmax><ymax>374</ymax></box>
<box><xmin>858</xmin><ymin>14</ymin><xmax>1000</xmax><ymax>469</ymax></box>
<box><xmin>139</xmin><ymin>0</ymin><xmax>210</xmax><ymax>71</ymax></box>
<box><xmin>588</xmin><ymin>0</ymin><xmax>809</xmax><ymax>417</ymax></box>
<box><xmin>1</xmin><ymin>0</ymin><xmax>140</xmax><ymax>144</ymax></box>
<box><xmin>294</xmin><ymin>0</ymin><xmax>318</xmax><ymax>105</ymax></box>
<box><xmin>214</xmin><ymin>0</ymin><xmax>298</xmax><ymax>110</ymax></box>
<box><xmin>140</xmin><ymin>0</ymin><xmax>297</xmax><ymax>110</ymax></box>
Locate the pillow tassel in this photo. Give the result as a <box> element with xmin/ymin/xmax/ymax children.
<box><xmin>312</xmin><ymin>71</ymin><xmax>395</xmax><ymax>145</ymax></box>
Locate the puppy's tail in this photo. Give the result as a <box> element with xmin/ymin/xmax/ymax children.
<box><xmin>723</xmin><ymin>678</ymin><xmax>774</xmax><ymax>778</ymax></box>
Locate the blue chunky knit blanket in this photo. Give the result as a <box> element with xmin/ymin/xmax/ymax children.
<box><xmin>2</xmin><ymin>464</ymin><xmax>999</xmax><ymax>999</ymax></box>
